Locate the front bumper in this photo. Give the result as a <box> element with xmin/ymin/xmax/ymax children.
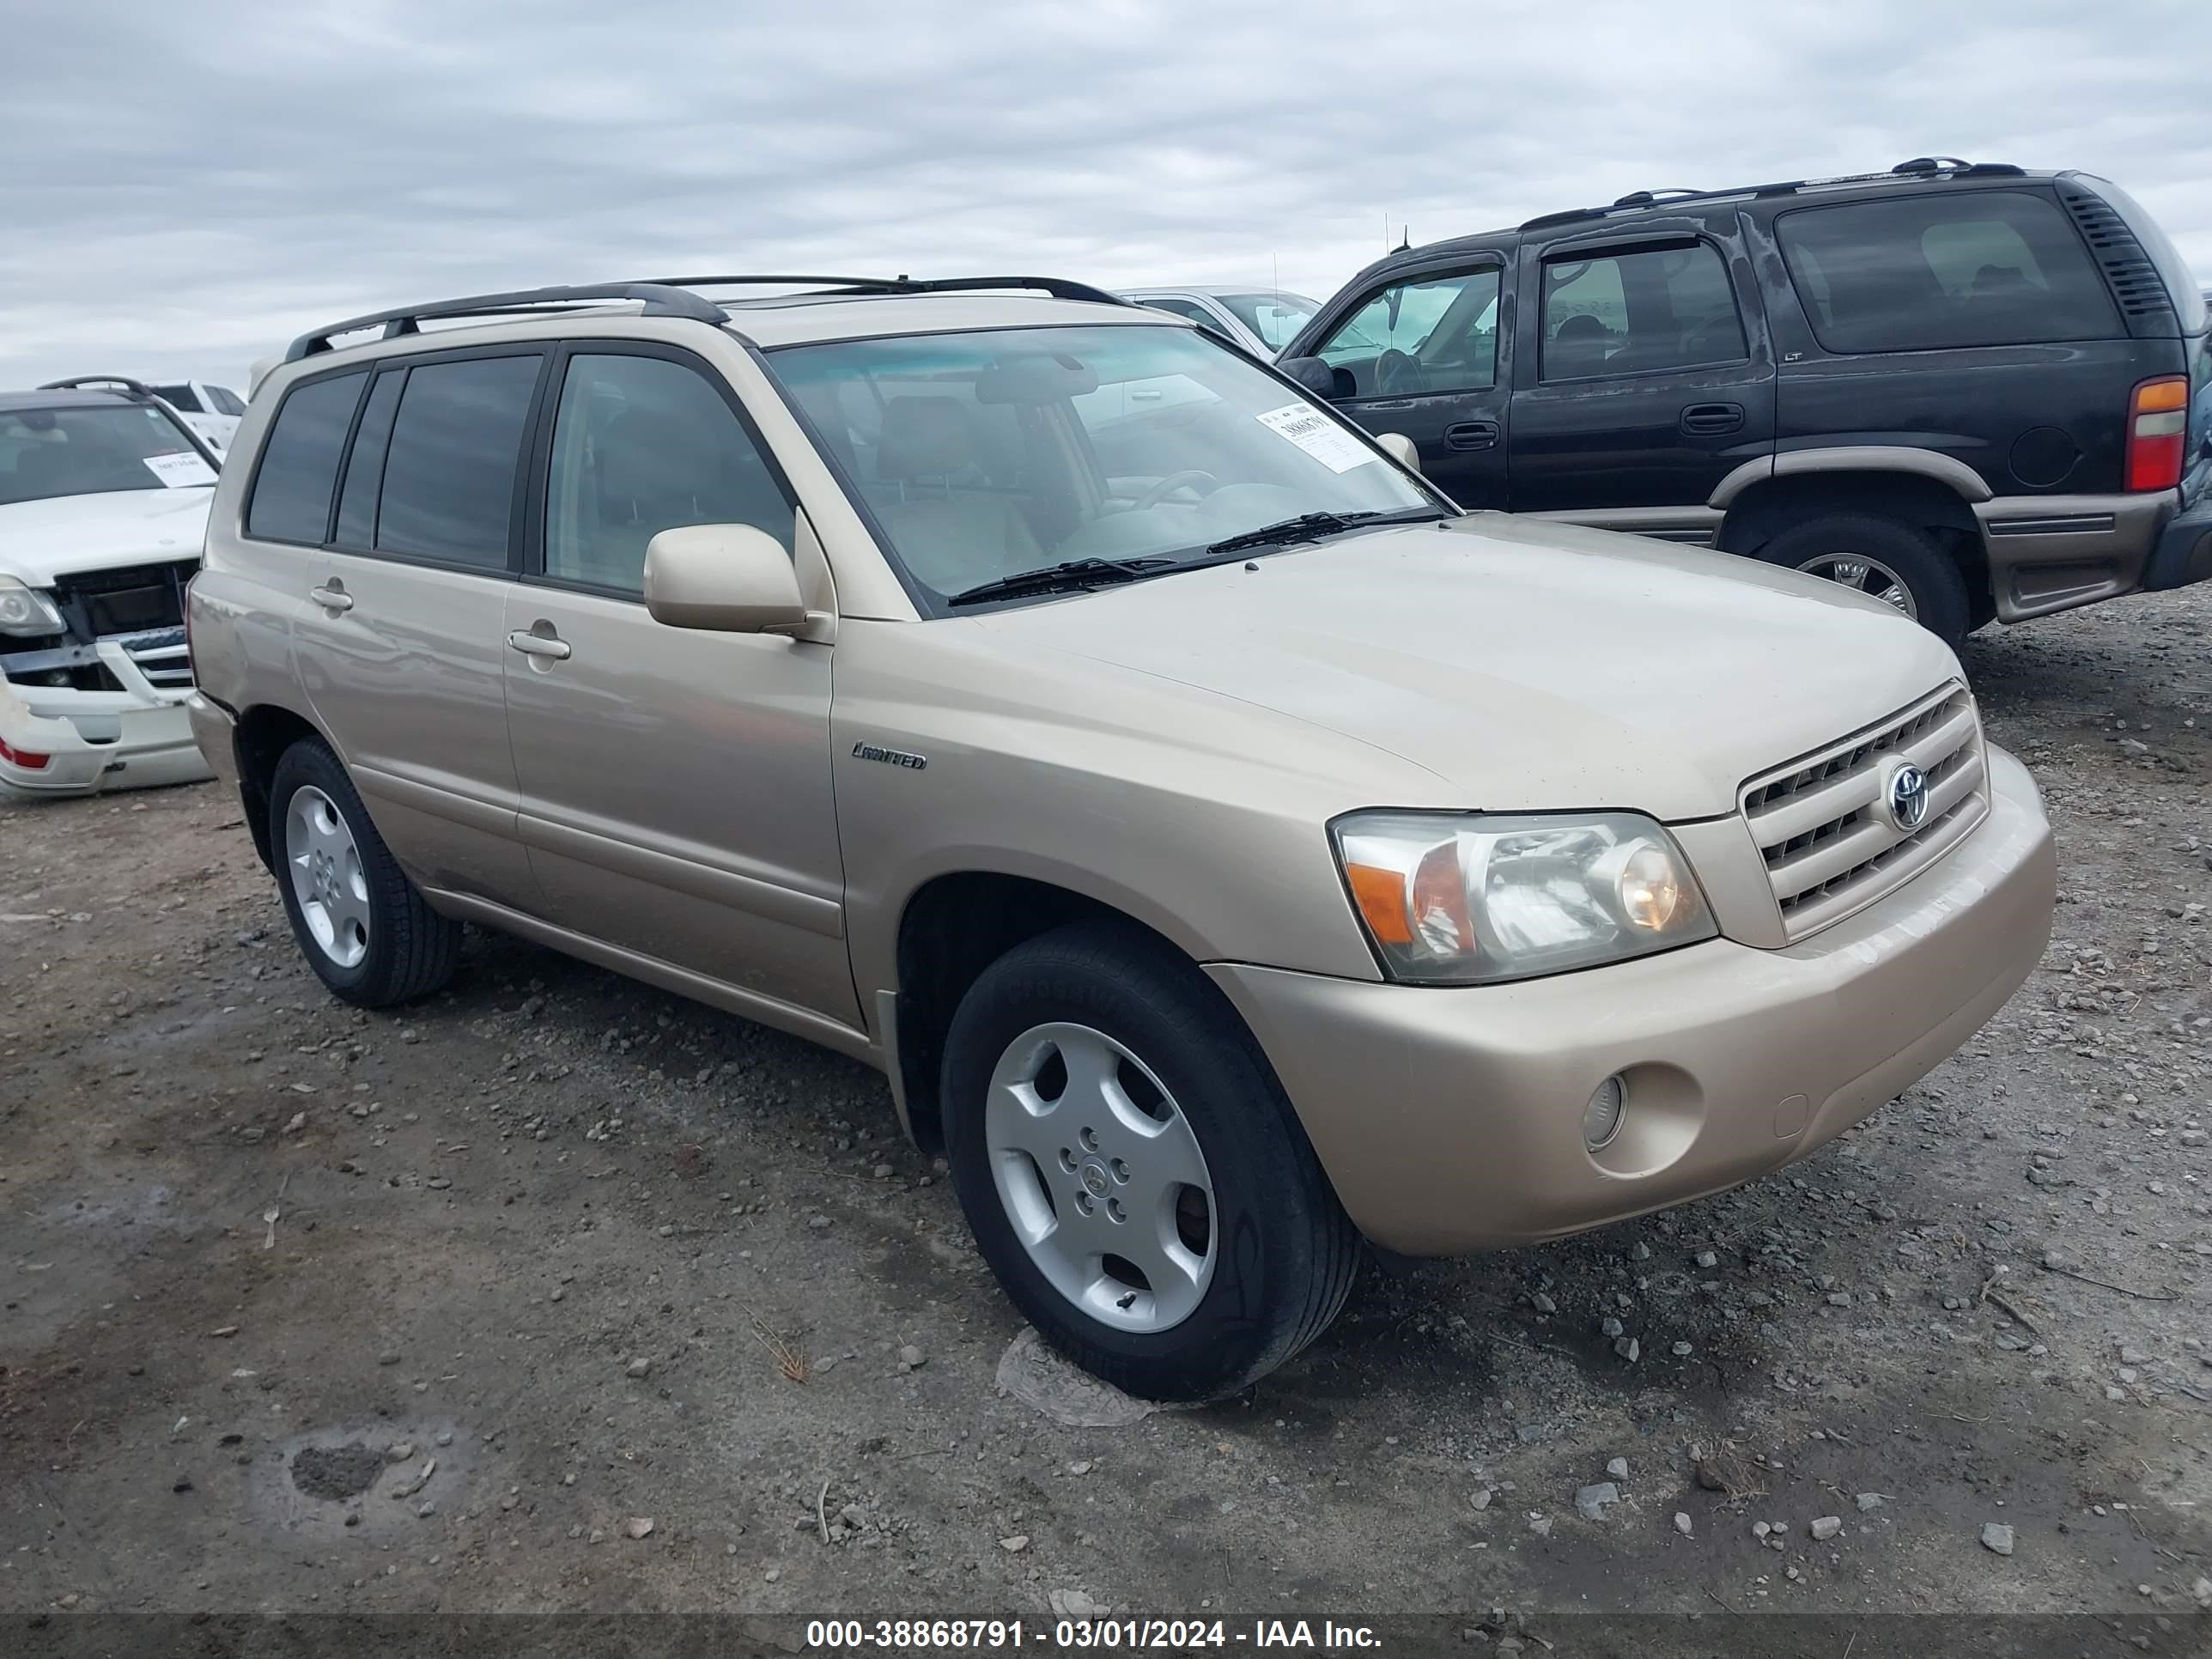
<box><xmin>1209</xmin><ymin>744</ymin><xmax>2055</xmax><ymax>1255</ymax></box>
<box><xmin>0</xmin><ymin>647</ymin><xmax>213</xmax><ymax>799</ymax></box>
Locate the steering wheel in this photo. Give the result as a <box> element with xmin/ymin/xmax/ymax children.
<box><xmin>1375</xmin><ymin>349</ymin><xmax>1422</xmax><ymax>395</ymax></box>
<box><xmin>1132</xmin><ymin>469</ymin><xmax>1218</xmax><ymax>511</ymax></box>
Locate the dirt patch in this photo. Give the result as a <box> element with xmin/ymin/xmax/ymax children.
<box><xmin>290</xmin><ymin>1443</ymin><xmax>384</xmax><ymax>1501</ymax></box>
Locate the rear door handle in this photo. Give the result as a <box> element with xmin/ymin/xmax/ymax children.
<box><xmin>308</xmin><ymin>583</ymin><xmax>353</xmax><ymax>613</ymax></box>
<box><xmin>1443</xmin><ymin>420</ymin><xmax>1498</xmax><ymax>452</ymax></box>
<box><xmin>507</xmin><ymin>629</ymin><xmax>572</xmax><ymax>661</ymax></box>
<box><xmin>1680</xmin><ymin>402</ymin><xmax>1744</xmax><ymax>436</ymax></box>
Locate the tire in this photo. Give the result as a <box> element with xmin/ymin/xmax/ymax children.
<box><xmin>1757</xmin><ymin>513</ymin><xmax>1970</xmax><ymax>648</ymax></box>
<box><xmin>941</xmin><ymin>921</ymin><xmax>1359</xmax><ymax>1401</ymax></box>
<box><xmin>267</xmin><ymin>738</ymin><xmax>461</xmax><ymax>1007</ymax></box>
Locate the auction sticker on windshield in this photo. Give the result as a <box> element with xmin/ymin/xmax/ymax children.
<box><xmin>1255</xmin><ymin>403</ymin><xmax>1373</xmax><ymax>473</ymax></box>
<box><xmin>143</xmin><ymin>452</ymin><xmax>217</xmax><ymax>488</ymax></box>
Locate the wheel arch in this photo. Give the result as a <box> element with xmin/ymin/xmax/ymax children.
<box><xmin>1717</xmin><ymin>466</ymin><xmax>1990</xmax><ymax>611</ymax></box>
<box><xmin>887</xmin><ymin>871</ymin><xmax>1210</xmax><ymax>1154</ymax></box>
<box><xmin>232</xmin><ymin>702</ymin><xmax>335</xmax><ymax>872</ymax></box>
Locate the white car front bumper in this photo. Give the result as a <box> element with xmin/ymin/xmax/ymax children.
<box><xmin>0</xmin><ymin>632</ymin><xmax>214</xmax><ymax>799</ymax></box>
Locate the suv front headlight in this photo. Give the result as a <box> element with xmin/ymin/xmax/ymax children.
<box><xmin>0</xmin><ymin>575</ymin><xmax>65</xmax><ymax>636</ymax></box>
<box><xmin>1333</xmin><ymin>810</ymin><xmax>1716</xmax><ymax>983</ymax></box>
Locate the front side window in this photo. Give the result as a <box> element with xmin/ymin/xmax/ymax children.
<box><xmin>246</xmin><ymin>372</ymin><xmax>364</xmax><ymax>540</ymax></box>
<box><xmin>1540</xmin><ymin>242</ymin><xmax>1746</xmax><ymax>380</ymax></box>
<box><xmin>0</xmin><ymin>402</ymin><xmax>218</xmax><ymax>507</ymax></box>
<box><xmin>1215</xmin><ymin>291</ymin><xmax>1320</xmax><ymax>352</ymax></box>
<box><xmin>374</xmin><ymin>355</ymin><xmax>541</xmax><ymax>568</ymax></box>
<box><xmin>1313</xmin><ymin>268</ymin><xmax>1500</xmax><ymax>397</ymax></box>
<box><xmin>544</xmin><ymin>353</ymin><xmax>794</xmax><ymax>595</ymax></box>
<box><xmin>1778</xmin><ymin>191</ymin><xmax>2121</xmax><ymax>353</ymax></box>
<box><xmin>769</xmin><ymin>324</ymin><xmax>1438</xmax><ymax>606</ymax></box>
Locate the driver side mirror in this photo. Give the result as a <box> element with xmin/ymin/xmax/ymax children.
<box><xmin>644</xmin><ymin>524</ymin><xmax>808</xmax><ymax>634</ymax></box>
<box><xmin>1373</xmin><ymin>432</ymin><xmax>1421</xmax><ymax>474</ymax></box>
<box><xmin>1279</xmin><ymin>356</ymin><xmax>1346</xmax><ymax>401</ymax></box>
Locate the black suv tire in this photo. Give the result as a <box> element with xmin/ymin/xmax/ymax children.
<box><xmin>941</xmin><ymin>921</ymin><xmax>1359</xmax><ymax>1401</ymax></box>
<box><xmin>1758</xmin><ymin>514</ymin><xmax>1970</xmax><ymax>647</ymax></box>
<box><xmin>268</xmin><ymin>738</ymin><xmax>462</xmax><ymax>1007</ymax></box>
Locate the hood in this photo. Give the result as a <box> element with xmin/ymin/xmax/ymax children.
<box><xmin>980</xmin><ymin>514</ymin><xmax>1963</xmax><ymax>822</ymax></box>
<box><xmin>0</xmin><ymin>488</ymin><xmax>213</xmax><ymax>584</ymax></box>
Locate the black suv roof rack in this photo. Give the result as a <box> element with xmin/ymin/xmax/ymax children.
<box><xmin>284</xmin><ymin>273</ymin><xmax>1132</xmax><ymax>364</ymax></box>
<box><xmin>37</xmin><ymin>374</ymin><xmax>159</xmax><ymax>400</ymax></box>
<box><xmin>1516</xmin><ymin>157</ymin><xmax>2027</xmax><ymax>234</ymax></box>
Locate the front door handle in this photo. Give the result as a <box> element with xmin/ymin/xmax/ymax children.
<box><xmin>308</xmin><ymin>582</ymin><xmax>353</xmax><ymax>613</ymax></box>
<box><xmin>1680</xmin><ymin>402</ymin><xmax>1745</xmax><ymax>436</ymax></box>
<box><xmin>1443</xmin><ymin>420</ymin><xmax>1499</xmax><ymax>452</ymax></box>
<box><xmin>507</xmin><ymin>629</ymin><xmax>572</xmax><ymax>661</ymax></box>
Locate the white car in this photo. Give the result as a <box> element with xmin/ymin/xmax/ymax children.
<box><xmin>146</xmin><ymin>379</ymin><xmax>248</xmax><ymax>452</ymax></box>
<box><xmin>1120</xmin><ymin>287</ymin><xmax>1322</xmax><ymax>359</ymax></box>
<box><xmin>1</xmin><ymin>382</ymin><xmax>221</xmax><ymax>797</ymax></box>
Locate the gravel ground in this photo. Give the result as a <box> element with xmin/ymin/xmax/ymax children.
<box><xmin>3</xmin><ymin>586</ymin><xmax>2209</xmax><ymax>1637</ymax></box>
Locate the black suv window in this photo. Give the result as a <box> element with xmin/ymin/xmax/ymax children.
<box><xmin>246</xmin><ymin>371</ymin><xmax>366</xmax><ymax>544</ymax></box>
<box><xmin>374</xmin><ymin>355</ymin><xmax>542</xmax><ymax>568</ymax></box>
<box><xmin>1540</xmin><ymin>242</ymin><xmax>1746</xmax><ymax>380</ymax></box>
<box><xmin>543</xmin><ymin>352</ymin><xmax>794</xmax><ymax>595</ymax></box>
<box><xmin>1314</xmin><ymin>267</ymin><xmax>1500</xmax><ymax>397</ymax></box>
<box><xmin>1777</xmin><ymin>191</ymin><xmax>2120</xmax><ymax>353</ymax></box>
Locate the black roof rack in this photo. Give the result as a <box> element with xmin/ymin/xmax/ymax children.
<box><xmin>283</xmin><ymin>282</ymin><xmax>730</xmax><ymax>362</ymax></box>
<box><xmin>37</xmin><ymin>374</ymin><xmax>157</xmax><ymax>400</ymax></box>
<box><xmin>283</xmin><ymin>272</ymin><xmax>1135</xmax><ymax>366</ymax></box>
<box><xmin>641</xmin><ymin>272</ymin><xmax>1132</xmax><ymax>307</ymax></box>
<box><xmin>1516</xmin><ymin>158</ymin><xmax>2027</xmax><ymax>234</ymax></box>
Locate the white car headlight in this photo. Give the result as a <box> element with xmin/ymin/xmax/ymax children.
<box><xmin>1333</xmin><ymin>810</ymin><xmax>1716</xmax><ymax>983</ymax></box>
<box><xmin>0</xmin><ymin>575</ymin><xmax>65</xmax><ymax>636</ymax></box>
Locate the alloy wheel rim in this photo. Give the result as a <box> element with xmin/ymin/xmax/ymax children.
<box><xmin>285</xmin><ymin>786</ymin><xmax>371</xmax><ymax>969</ymax></box>
<box><xmin>1795</xmin><ymin>551</ymin><xmax>1917</xmax><ymax>617</ymax></box>
<box><xmin>982</xmin><ymin>1022</ymin><xmax>1217</xmax><ymax>1334</ymax></box>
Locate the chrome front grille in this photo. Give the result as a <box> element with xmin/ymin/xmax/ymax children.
<box><xmin>113</xmin><ymin>626</ymin><xmax>194</xmax><ymax>689</ymax></box>
<box><xmin>1741</xmin><ymin>684</ymin><xmax>1988</xmax><ymax>940</ymax></box>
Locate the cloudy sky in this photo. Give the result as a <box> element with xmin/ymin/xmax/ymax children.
<box><xmin>2</xmin><ymin>0</ymin><xmax>2205</xmax><ymax>390</ymax></box>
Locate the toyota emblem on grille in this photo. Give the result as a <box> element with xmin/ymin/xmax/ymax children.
<box><xmin>1884</xmin><ymin>760</ymin><xmax>1929</xmax><ymax>830</ymax></box>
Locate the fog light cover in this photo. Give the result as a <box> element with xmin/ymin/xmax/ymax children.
<box><xmin>1583</xmin><ymin>1075</ymin><xmax>1626</xmax><ymax>1150</ymax></box>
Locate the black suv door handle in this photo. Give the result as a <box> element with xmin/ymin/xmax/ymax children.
<box><xmin>1443</xmin><ymin>420</ymin><xmax>1499</xmax><ymax>452</ymax></box>
<box><xmin>1680</xmin><ymin>402</ymin><xmax>1744</xmax><ymax>436</ymax></box>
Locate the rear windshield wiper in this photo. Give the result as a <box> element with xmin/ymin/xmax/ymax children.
<box><xmin>1202</xmin><ymin>507</ymin><xmax>1443</xmax><ymax>558</ymax></box>
<box><xmin>945</xmin><ymin>556</ymin><xmax>1176</xmax><ymax>608</ymax></box>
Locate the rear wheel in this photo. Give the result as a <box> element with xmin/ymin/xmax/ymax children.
<box><xmin>268</xmin><ymin>738</ymin><xmax>460</xmax><ymax>1007</ymax></box>
<box><xmin>941</xmin><ymin>921</ymin><xmax>1358</xmax><ymax>1401</ymax></box>
<box><xmin>1758</xmin><ymin>514</ymin><xmax>1970</xmax><ymax>647</ymax></box>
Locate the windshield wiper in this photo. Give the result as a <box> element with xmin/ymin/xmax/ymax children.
<box><xmin>1202</xmin><ymin>507</ymin><xmax>1442</xmax><ymax>558</ymax></box>
<box><xmin>945</xmin><ymin>556</ymin><xmax>1176</xmax><ymax>608</ymax></box>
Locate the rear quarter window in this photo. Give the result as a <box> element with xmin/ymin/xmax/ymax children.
<box><xmin>1778</xmin><ymin>190</ymin><xmax>2122</xmax><ymax>353</ymax></box>
<box><xmin>246</xmin><ymin>371</ymin><xmax>367</xmax><ymax>544</ymax></box>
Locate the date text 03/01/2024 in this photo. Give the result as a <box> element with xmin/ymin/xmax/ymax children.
<box><xmin>804</xmin><ymin>1618</ymin><xmax>1382</xmax><ymax>1649</ymax></box>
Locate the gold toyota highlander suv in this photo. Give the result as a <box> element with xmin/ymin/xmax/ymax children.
<box><xmin>186</xmin><ymin>275</ymin><xmax>2056</xmax><ymax>1400</ymax></box>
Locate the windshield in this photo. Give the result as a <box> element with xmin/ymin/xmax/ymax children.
<box><xmin>0</xmin><ymin>403</ymin><xmax>216</xmax><ymax>506</ymax></box>
<box><xmin>769</xmin><ymin>324</ymin><xmax>1436</xmax><ymax>606</ymax></box>
<box><xmin>1214</xmin><ymin>291</ymin><xmax>1319</xmax><ymax>352</ymax></box>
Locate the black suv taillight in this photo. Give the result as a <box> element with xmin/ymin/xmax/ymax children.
<box><xmin>2126</xmin><ymin>377</ymin><xmax>2188</xmax><ymax>492</ymax></box>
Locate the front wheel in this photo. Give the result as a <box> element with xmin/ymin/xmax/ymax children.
<box><xmin>941</xmin><ymin>922</ymin><xmax>1358</xmax><ymax>1401</ymax></box>
<box><xmin>1757</xmin><ymin>513</ymin><xmax>1970</xmax><ymax>648</ymax></box>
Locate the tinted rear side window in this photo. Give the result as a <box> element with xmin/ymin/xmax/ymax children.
<box><xmin>210</xmin><ymin>386</ymin><xmax>248</xmax><ymax>416</ymax></box>
<box><xmin>374</xmin><ymin>356</ymin><xmax>541</xmax><ymax>568</ymax></box>
<box><xmin>246</xmin><ymin>371</ymin><xmax>367</xmax><ymax>544</ymax></box>
<box><xmin>153</xmin><ymin>383</ymin><xmax>204</xmax><ymax>413</ymax></box>
<box><xmin>1778</xmin><ymin>191</ymin><xmax>2120</xmax><ymax>353</ymax></box>
<box><xmin>333</xmin><ymin>369</ymin><xmax>404</xmax><ymax>550</ymax></box>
